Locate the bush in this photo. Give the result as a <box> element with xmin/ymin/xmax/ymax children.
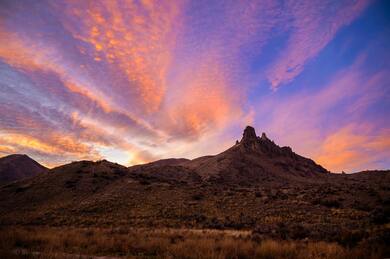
<box><xmin>337</xmin><ymin>230</ymin><xmax>367</xmax><ymax>247</ymax></box>
<box><xmin>370</xmin><ymin>207</ymin><xmax>388</xmax><ymax>224</ymax></box>
<box><xmin>139</xmin><ymin>180</ymin><xmax>151</xmax><ymax>185</ymax></box>
<box><xmin>191</xmin><ymin>193</ymin><xmax>204</xmax><ymax>201</ymax></box>
<box><xmin>319</xmin><ymin>198</ymin><xmax>341</xmax><ymax>208</ymax></box>
<box><xmin>288</xmin><ymin>223</ymin><xmax>309</xmax><ymax>239</ymax></box>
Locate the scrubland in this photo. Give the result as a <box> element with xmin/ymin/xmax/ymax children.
<box><xmin>0</xmin><ymin>226</ymin><xmax>388</xmax><ymax>259</ymax></box>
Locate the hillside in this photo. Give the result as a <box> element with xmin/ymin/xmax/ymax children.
<box><xmin>0</xmin><ymin>127</ymin><xmax>388</xmax><ymax>249</ymax></box>
<box><xmin>0</xmin><ymin>154</ymin><xmax>47</xmax><ymax>185</ymax></box>
<box><xmin>184</xmin><ymin>126</ymin><xmax>329</xmax><ymax>184</ymax></box>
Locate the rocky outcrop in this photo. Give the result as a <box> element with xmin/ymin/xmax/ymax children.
<box><xmin>185</xmin><ymin>126</ymin><xmax>329</xmax><ymax>183</ymax></box>
<box><xmin>241</xmin><ymin>126</ymin><xmax>257</xmax><ymax>143</ymax></box>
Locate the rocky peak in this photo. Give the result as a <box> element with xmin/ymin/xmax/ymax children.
<box><xmin>241</xmin><ymin>126</ymin><xmax>257</xmax><ymax>143</ymax></box>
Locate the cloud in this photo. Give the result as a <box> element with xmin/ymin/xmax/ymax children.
<box><xmin>254</xmin><ymin>51</ymin><xmax>389</xmax><ymax>172</ymax></box>
<box><xmin>0</xmin><ymin>0</ymin><xmax>386</xmax><ymax>171</ymax></box>
<box><xmin>0</xmin><ymin>66</ymin><xmax>158</xmax><ymax>167</ymax></box>
<box><xmin>55</xmin><ymin>0</ymin><xmax>183</xmax><ymax>113</ymax></box>
<box><xmin>0</xmin><ymin>145</ymin><xmax>15</xmax><ymax>154</ymax></box>
<box><xmin>316</xmin><ymin>124</ymin><xmax>390</xmax><ymax>172</ymax></box>
<box><xmin>266</xmin><ymin>0</ymin><xmax>371</xmax><ymax>89</ymax></box>
<box><xmin>0</xmin><ymin>0</ymin><xmax>192</xmax><ymax>166</ymax></box>
<box><xmin>160</xmin><ymin>55</ymin><xmax>242</xmax><ymax>140</ymax></box>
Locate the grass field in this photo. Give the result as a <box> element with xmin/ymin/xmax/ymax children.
<box><xmin>0</xmin><ymin>226</ymin><xmax>388</xmax><ymax>258</ymax></box>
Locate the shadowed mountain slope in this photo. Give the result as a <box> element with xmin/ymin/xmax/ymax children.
<box><xmin>0</xmin><ymin>154</ymin><xmax>47</xmax><ymax>185</ymax></box>
<box><xmin>0</xmin><ymin>127</ymin><xmax>388</xmax><ymax>244</ymax></box>
<box><xmin>184</xmin><ymin>126</ymin><xmax>329</xmax><ymax>184</ymax></box>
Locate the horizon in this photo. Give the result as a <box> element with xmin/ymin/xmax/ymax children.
<box><xmin>0</xmin><ymin>0</ymin><xmax>389</xmax><ymax>173</ymax></box>
<box><xmin>0</xmin><ymin>125</ymin><xmax>387</xmax><ymax>174</ymax></box>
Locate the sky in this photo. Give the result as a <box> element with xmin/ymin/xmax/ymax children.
<box><xmin>0</xmin><ymin>0</ymin><xmax>389</xmax><ymax>173</ymax></box>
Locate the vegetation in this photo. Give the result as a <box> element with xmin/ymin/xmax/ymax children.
<box><xmin>0</xmin><ymin>226</ymin><xmax>388</xmax><ymax>259</ymax></box>
<box><xmin>0</xmin><ymin>131</ymin><xmax>389</xmax><ymax>258</ymax></box>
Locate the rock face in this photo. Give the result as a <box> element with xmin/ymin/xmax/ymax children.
<box><xmin>0</xmin><ymin>154</ymin><xmax>47</xmax><ymax>184</ymax></box>
<box><xmin>241</xmin><ymin>126</ymin><xmax>257</xmax><ymax>143</ymax></box>
<box><xmin>185</xmin><ymin>126</ymin><xmax>329</xmax><ymax>183</ymax></box>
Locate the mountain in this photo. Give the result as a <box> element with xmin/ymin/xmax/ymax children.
<box><xmin>0</xmin><ymin>126</ymin><xmax>388</xmax><ymax>244</ymax></box>
<box><xmin>128</xmin><ymin>126</ymin><xmax>329</xmax><ymax>185</ymax></box>
<box><xmin>184</xmin><ymin>126</ymin><xmax>328</xmax><ymax>184</ymax></box>
<box><xmin>0</xmin><ymin>154</ymin><xmax>47</xmax><ymax>184</ymax></box>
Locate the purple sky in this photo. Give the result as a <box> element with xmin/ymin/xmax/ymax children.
<box><xmin>0</xmin><ymin>0</ymin><xmax>389</xmax><ymax>172</ymax></box>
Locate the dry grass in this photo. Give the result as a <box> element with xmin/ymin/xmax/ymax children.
<box><xmin>0</xmin><ymin>226</ymin><xmax>387</xmax><ymax>259</ymax></box>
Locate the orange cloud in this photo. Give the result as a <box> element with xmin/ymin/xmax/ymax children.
<box><xmin>59</xmin><ymin>0</ymin><xmax>183</xmax><ymax>112</ymax></box>
<box><xmin>0</xmin><ymin>30</ymin><xmax>44</xmax><ymax>71</ymax></box>
<box><xmin>162</xmin><ymin>57</ymin><xmax>242</xmax><ymax>139</ymax></box>
<box><xmin>315</xmin><ymin>125</ymin><xmax>390</xmax><ymax>172</ymax></box>
<box><xmin>0</xmin><ymin>132</ymin><xmax>94</xmax><ymax>156</ymax></box>
<box><xmin>0</xmin><ymin>145</ymin><xmax>15</xmax><ymax>154</ymax></box>
<box><xmin>0</xmin><ymin>21</ymin><xmax>160</xmax><ymax>142</ymax></box>
<box><xmin>0</xmin><ymin>1</ymin><xmax>252</xmax><ymax>163</ymax></box>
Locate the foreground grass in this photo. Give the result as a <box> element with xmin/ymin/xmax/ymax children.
<box><xmin>0</xmin><ymin>226</ymin><xmax>387</xmax><ymax>258</ymax></box>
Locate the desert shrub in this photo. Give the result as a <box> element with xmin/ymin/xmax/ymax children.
<box><xmin>370</xmin><ymin>207</ymin><xmax>388</xmax><ymax>224</ymax></box>
<box><xmin>319</xmin><ymin>198</ymin><xmax>341</xmax><ymax>208</ymax></box>
<box><xmin>113</xmin><ymin>168</ymin><xmax>125</xmax><ymax>176</ymax></box>
<box><xmin>226</xmin><ymin>191</ymin><xmax>234</xmax><ymax>196</ymax></box>
<box><xmin>253</xmin><ymin>224</ymin><xmax>273</xmax><ymax>237</ymax></box>
<box><xmin>337</xmin><ymin>229</ymin><xmax>367</xmax><ymax>247</ymax></box>
<box><xmin>191</xmin><ymin>193</ymin><xmax>204</xmax><ymax>201</ymax></box>
<box><xmin>207</xmin><ymin>217</ymin><xmax>224</xmax><ymax>229</ymax></box>
<box><xmin>64</xmin><ymin>180</ymin><xmax>77</xmax><ymax>188</ymax></box>
<box><xmin>288</xmin><ymin>223</ymin><xmax>309</xmax><ymax>239</ymax></box>
<box><xmin>139</xmin><ymin>179</ymin><xmax>151</xmax><ymax>185</ymax></box>
<box><xmin>367</xmin><ymin>188</ymin><xmax>377</xmax><ymax>197</ymax></box>
<box><xmin>364</xmin><ymin>228</ymin><xmax>390</xmax><ymax>252</ymax></box>
<box><xmin>277</xmin><ymin>191</ymin><xmax>288</xmax><ymax>200</ymax></box>
<box><xmin>193</xmin><ymin>214</ymin><xmax>207</xmax><ymax>223</ymax></box>
<box><xmin>14</xmin><ymin>186</ymin><xmax>28</xmax><ymax>193</ymax></box>
<box><xmin>352</xmin><ymin>201</ymin><xmax>371</xmax><ymax>211</ymax></box>
<box><xmin>274</xmin><ymin>222</ymin><xmax>288</xmax><ymax>239</ymax></box>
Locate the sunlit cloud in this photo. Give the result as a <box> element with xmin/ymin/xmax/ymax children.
<box><xmin>56</xmin><ymin>0</ymin><xmax>183</xmax><ymax>113</ymax></box>
<box><xmin>316</xmin><ymin>124</ymin><xmax>390</xmax><ymax>172</ymax></box>
<box><xmin>0</xmin><ymin>0</ymin><xmax>388</xmax><ymax>172</ymax></box>
<box><xmin>162</xmin><ymin>56</ymin><xmax>242</xmax><ymax>139</ymax></box>
<box><xmin>0</xmin><ymin>145</ymin><xmax>15</xmax><ymax>154</ymax></box>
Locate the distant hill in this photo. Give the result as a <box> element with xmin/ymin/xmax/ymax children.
<box><xmin>0</xmin><ymin>154</ymin><xmax>47</xmax><ymax>184</ymax></box>
<box><xmin>0</xmin><ymin>127</ymin><xmax>388</xmax><ymax>244</ymax></box>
